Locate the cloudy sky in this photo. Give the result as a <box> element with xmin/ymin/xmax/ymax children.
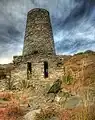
<box><xmin>0</xmin><ymin>0</ymin><xmax>95</xmax><ymax>64</ymax></box>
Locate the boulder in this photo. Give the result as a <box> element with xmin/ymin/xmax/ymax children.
<box><xmin>24</xmin><ymin>109</ymin><xmax>41</xmax><ymax>120</ymax></box>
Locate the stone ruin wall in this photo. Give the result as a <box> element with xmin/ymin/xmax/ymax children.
<box><xmin>11</xmin><ymin>55</ymin><xmax>72</xmax><ymax>88</ymax></box>
<box><xmin>0</xmin><ymin>54</ymin><xmax>72</xmax><ymax>91</ymax></box>
<box><xmin>11</xmin><ymin>57</ymin><xmax>62</xmax><ymax>91</ymax></box>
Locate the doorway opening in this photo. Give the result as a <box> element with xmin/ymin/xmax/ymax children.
<box><xmin>44</xmin><ymin>61</ymin><xmax>48</xmax><ymax>78</ymax></box>
<box><xmin>27</xmin><ymin>62</ymin><xmax>31</xmax><ymax>79</ymax></box>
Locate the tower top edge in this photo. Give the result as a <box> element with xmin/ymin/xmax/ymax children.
<box><xmin>28</xmin><ymin>8</ymin><xmax>49</xmax><ymax>14</ymax></box>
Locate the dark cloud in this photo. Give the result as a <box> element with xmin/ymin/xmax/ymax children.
<box><xmin>0</xmin><ymin>0</ymin><xmax>95</xmax><ymax>63</ymax></box>
<box><xmin>56</xmin><ymin>38</ymin><xmax>95</xmax><ymax>55</ymax></box>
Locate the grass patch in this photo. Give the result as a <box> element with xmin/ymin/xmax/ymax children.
<box><xmin>19</xmin><ymin>79</ymin><xmax>33</xmax><ymax>90</ymax></box>
<box><xmin>62</xmin><ymin>74</ymin><xmax>73</xmax><ymax>85</ymax></box>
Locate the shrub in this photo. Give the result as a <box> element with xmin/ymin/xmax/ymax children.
<box><xmin>4</xmin><ymin>72</ymin><xmax>17</xmax><ymax>90</ymax></box>
<box><xmin>62</xmin><ymin>74</ymin><xmax>73</xmax><ymax>85</ymax></box>
<box><xmin>6</xmin><ymin>100</ymin><xmax>24</xmax><ymax>116</ymax></box>
<box><xmin>6</xmin><ymin>77</ymin><xmax>15</xmax><ymax>90</ymax></box>
<box><xmin>0</xmin><ymin>99</ymin><xmax>25</xmax><ymax>120</ymax></box>
<box><xmin>0</xmin><ymin>91</ymin><xmax>29</xmax><ymax>120</ymax></box>
<box><xmin>0</xmin><ymin>92</ymin><xmax>14</xmax><ymax>101</ymax></box>
<box><xmin>19</xmin><ymin>79</ymin><xmax>32</xmax><ymax>90</ymax></box>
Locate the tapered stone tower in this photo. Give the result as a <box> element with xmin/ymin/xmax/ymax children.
<box><xmin>23</xmin><ymin>8</ymin><xmax>55</xmax><ymax>56</ymax></box>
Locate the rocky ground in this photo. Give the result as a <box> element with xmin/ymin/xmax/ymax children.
<box><xmin>0</xmin><ymin>50</ymin><xmax>95</xmax><ymax>120</ymax></box>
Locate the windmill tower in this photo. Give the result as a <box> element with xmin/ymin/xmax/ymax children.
<box><xmin>23</xmin><ymin>8</ymin><xmax>55</xmax><ymax>56</ymax></box>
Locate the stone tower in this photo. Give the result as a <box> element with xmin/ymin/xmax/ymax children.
<box><xmin>23</xmin><ymin>8</ymin><xmax>55</xmax><ymax>56</ymax></box>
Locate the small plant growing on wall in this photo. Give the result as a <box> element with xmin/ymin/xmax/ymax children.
<box><xmin>62</xmin><ymin>74</ymin><xmax>73</xmax><ymax>85</ymax></box>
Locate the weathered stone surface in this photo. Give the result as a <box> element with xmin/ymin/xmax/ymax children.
<box><xmin>24</xmin><ymin>109</ymin><xmax>41</xmax><ymax>120</ymax></box>
<box><xmin>64</xmin><ymin>96</ymin><xmax>81</xmax><ymax>109</ymax></box>
<box><xmin>23</xmin><ymin>8</ymin><xmax>55</xmax><ymax>56</ymax></box>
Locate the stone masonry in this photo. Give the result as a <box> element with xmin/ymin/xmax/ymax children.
<box><xmin>12</xmin><ymin>8</ymin><xmax>71</xmax><ymax>82</ymax></box>
<box><xmin>23</xmin><ymin>8</ymin><xmax>55</xmax><ymax>56</ymax></box>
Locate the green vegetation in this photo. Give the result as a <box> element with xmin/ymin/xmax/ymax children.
<box><xmin>76</xmin><ymin>50</ymin><xmax>95</xmax><ymax>55</ymax></box>
<box><xmin>62</xmin><ymin>74</ymin><xmax>73</xmax><ymax>85</ymax></box>
<box><xmin>76</xmin><ymin>52</ymin><xmax>84</xmax><ymax>55</ymax></box>
<box><xmin>19</xmin><ymin>79</ymin><xmax>33</xmax><ymax>90</ymax></box>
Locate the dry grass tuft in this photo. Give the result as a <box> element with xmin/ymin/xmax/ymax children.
<box><xmin>0</xmin><ymin>91</ymin><xmax>15</xmax><ymax>101</ymax></box>
<box><xmin>0</xmin><ymin>91</ymin><xmax>29</xmax><ymax>120</ymax></box>
<box><xmin>0</xmin><ymin>101</ymin><xmax>25</xmax><ymax>120</ymax></box>
<box><xmin>59</xmin><ymin>104</ymin><xmax>95</xmax><ymax>120</ymax></box>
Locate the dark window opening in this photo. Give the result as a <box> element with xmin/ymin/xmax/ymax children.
<box><xmin>57</xmin><ymin>62</ymin><xmax>63</xmax><ymax>67</ymax></box>
<box><xmin>44</xmin><ymin>61</ymin><xmax>48</xmax><ymax>78</ymax></box>
<box><xmin>48</xmin><ymin>52</ymin><xmax>52</xmax><ymax>55</ymax></box>
<box><xmin>33</xmin><ymin>50</ymin><xmax>38</xmax><ymax>54</ymax></box>
<box><xmin>57</xmin><ymin>59</ymin><xmax>63</xmax><ymax>67</ymax></box>
<box><xmin>27</xmin><ymin>62</ymin><xmax>31</xmax><ymax>74</ymax></box>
